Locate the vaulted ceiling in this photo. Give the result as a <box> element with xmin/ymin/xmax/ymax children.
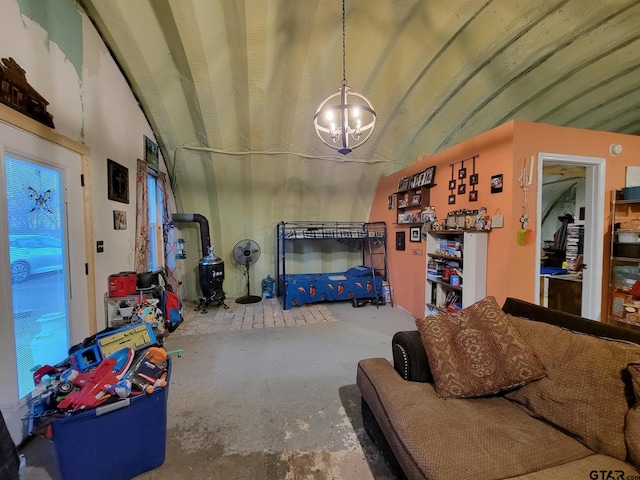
<box><xmin>77</xmin><ymin>0</ymin><xmax>640</xmax><ymax>288</ymax></box>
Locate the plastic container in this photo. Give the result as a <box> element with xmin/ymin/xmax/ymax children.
<box><xmin>618</xmin><ymin>231</ymin><xmax>640</xmax><ymax>243</ymax></box>
<box><xmin>261</xmin><ymin>274</ymin><xmax>276</xmax><ymax>299</ymax></box>
<box><xmin>50</xmin><ymin>358</ymin><xmax>171</xmax><ymax>480</ymax></box>
<box><xmin>623</xmin><ymin>186</ymin><xmax>640</xmax><ymax>200</ymax></box>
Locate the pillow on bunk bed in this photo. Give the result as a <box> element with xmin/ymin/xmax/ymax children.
<box><xmin>345</xmin><ymin>266</ymin><xmax>375</xmax><ymax>277</ymax></box>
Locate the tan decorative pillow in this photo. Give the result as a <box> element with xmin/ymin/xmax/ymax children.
<box><xmin>415</xmin><ymin>296</ymin><xmax>545</xmax><ymax>399</ymax></box>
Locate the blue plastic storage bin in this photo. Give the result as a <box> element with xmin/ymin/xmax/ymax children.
<box><xmin>50</xmin><ymin>358</ymin><xmax>171</xmax><ymax>480</ymax></box>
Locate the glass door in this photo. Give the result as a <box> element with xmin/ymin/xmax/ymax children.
<box><xmin>4</xmin><ymin>154</ymin><xmax>70</xmax><ymax>399</ymax></box>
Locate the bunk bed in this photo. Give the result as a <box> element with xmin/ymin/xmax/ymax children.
<box><xmin>276</xmin><ymin>221</ymin><xmax>389</xmax><ymax>310</ymax></box>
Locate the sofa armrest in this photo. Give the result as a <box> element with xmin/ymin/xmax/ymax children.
<box><xmin>391</xmin><ymin>330</ymin><xmax>432</xmax><ymax>383</ymax></box>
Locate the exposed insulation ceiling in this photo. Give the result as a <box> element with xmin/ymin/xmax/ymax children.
<box><xmin>78</xmin><ymin>0</ymin><xmax>640</xmax><ymax>295</ymax></box>
<box><xmin>80</xmin><ymin>0</ymin><xmax>640</xmax><ymax>166</ymax></box>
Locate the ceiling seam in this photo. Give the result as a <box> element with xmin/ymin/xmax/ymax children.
<box><xmin>413</xmin><ymin>0</ymin><xmax>572</xmax><ymax>153</ymax></box>
<box><xmin>438</xmin><ymin>30</ymin><xmax>640</xmax><ymax>152</ymax></box>
<box><xmin>490</xmin><ymin>0</ymin><xmax>640</xmax><ymax>129</ymax></box>
<box><xmin>368</xmin><ymin>0</ymin><xmax>494</xmax><ymax>154</ymax></box>
<box><xmin>400</xmin><ymin>0</ymin><xmax>572</xmax><ymax>159</ymax></box>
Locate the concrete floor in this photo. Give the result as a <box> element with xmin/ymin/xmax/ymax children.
<box><xmin>19</xmin><ymin>298</ymin><xmax>417</xmax><ymax>479</ymax></box>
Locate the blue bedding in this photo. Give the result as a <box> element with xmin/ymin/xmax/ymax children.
<box><xmin>279</xmin><ymin>266</ymin><xmax>383</xmax><ymax>310</ymax></box>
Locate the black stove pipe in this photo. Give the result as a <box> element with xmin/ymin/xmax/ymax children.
<box><xmin>171</xmin><ymin>213</ymin><xmax>210</xmax><ymax>256</ymax></box>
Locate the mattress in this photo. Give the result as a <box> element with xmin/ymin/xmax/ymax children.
<box><xmin>279</xmin><ymin>266</ymin><xmax>383</xmax><ymax>310</ymax></box>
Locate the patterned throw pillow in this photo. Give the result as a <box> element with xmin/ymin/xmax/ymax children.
<box><xmin>415</xmin><ymin>296</ymin><xmax>545</xmax><ymax>399</ymax></box>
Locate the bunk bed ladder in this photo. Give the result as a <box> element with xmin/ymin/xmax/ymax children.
<box><xmin>366</xmin><ymin>222</ymin><xmax>393</xmax><ymax>308</ymax></box>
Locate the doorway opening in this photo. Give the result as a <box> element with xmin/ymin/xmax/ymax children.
<box><xmin>535</xmin><ymin>153</ymin><xmax>606</xmax><ymax>320</ymax></box>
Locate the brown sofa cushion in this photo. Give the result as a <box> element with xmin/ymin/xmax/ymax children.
<box><xmin>357</xmin><ymin>357</ymin><xmax>592</xmax><ymax>480</ymax></box>
<box><xmin>506</xmin><ymin>454</ymin><xmax>638</xmax><ymax>479</ymax></box>
<box><xmin>505</xmin><ymin>316</ymin><xmax>640</xmax><ymax>461</ymax></box>
<box><xmin>625</xmin><ymin>364</ymin><xmax>640</xmax><ymax>469</ymax></box>
<box><xmin>415</xmin><ymin>296</ymin><xmax>545</xmax><ymax>399</ymax></box>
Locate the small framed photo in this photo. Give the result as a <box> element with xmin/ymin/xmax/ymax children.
<box><xmin>396</xmin><ymin>231</ymin><xmax>406</xmax><ymax>251</ymax></box>
<box><xmin>388</xmin><ymin>194</ymin><xmax>395</xmax><ymax>210</ymax></box>
<box><xmin>107</xmin><ymin>159</ymin><xmax>129</xmax><ymax>204</ymax></box>
<box><xmin>410</xmin><ymin>227</ymin><xmax>421</xmax><ymax>242</ymax></box>
<box><xmin>113</xmin><ymin>210</ymin><xmax>127</xmax><ymax>230</ymax></box>
<box><xmin>458</xmin><ymin>183</ymin><xmax>466</xmax><ymax>195</ymax></box>
<box><xmin>469</xmin><ymin>190</ymin><xmax>478</xmax><ymax>202</ymax></box>
<box><xmin>424</xmin><ymin>166</ymin><xmax>436</xmax><ymax>186</ymax></box>
<box><xmin>448</xmin><ymin>179</ymin><xmax>456</xmax><ymax>190</ymax></box>
<box><xmin>398</xmin><ymin>198</ymin><xmax>408</xmax><ymax>208</ymax></box>
<box><xmin>491</xmin><ymin>174</ymin><xmax>503</xmax><ymax>194</ymax></box>
<box><xmin>470</xmin><ymin>173</ymin><xmax>479</xmax><ymax>185</ymax></box>
<box><xmin>398</xmin><ymin>176</ymin><xmax>410</xmax><ymax>192</ymax></box>
<box><xmin>410</xmin><ymin>173</ymin><xmax>421</xmax><ymax>189</ymax></box>
<box><xmin>410</xmin><ymin>194</ymin><xmax>421</xmax><ymax>206</ymax></box>
<box><xmin>144</xmin><ymin>135</ymin><xmax>159</xmax><ymax>172</ymax></box>
<box><xmin>458</xmin><ymin>167</ymin><xmax>467</xmax><ymax>179</ymax></box>
<box><xmin>448</xmin><ymin>194</ymin><xmax>456</xmax><ymax>205</ymax></box>
<box><xmin>417</xmin><ymin>171</ymin><xmax>427</xmax><ymax>187</ymax></box>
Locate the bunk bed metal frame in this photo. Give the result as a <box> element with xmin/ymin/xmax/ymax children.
<box><xmin>276</xmin><ymin>221</ymin><xmax>390</xmax><ymax>310</ymax></box>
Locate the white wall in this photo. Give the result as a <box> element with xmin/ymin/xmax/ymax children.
<box><xmin>0</xmin><ymin>0</ymin><xmax>177</xmax><ymax>443</ymax></box>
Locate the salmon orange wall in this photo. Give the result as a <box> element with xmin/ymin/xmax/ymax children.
<box><xmin>369</xmin><ymin>120</ymin><xmax>640</xmax><ymax>320</ymax></box>
<box><xmin>512</xmin><ymin>120</ymin><xmax>640</xmax><ymax>320</ymax></box>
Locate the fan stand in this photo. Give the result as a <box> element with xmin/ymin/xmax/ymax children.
<box><xmin>236</xmin><ymin>259</ymin><xmax>262</xmax><ymax>304</ymax></box>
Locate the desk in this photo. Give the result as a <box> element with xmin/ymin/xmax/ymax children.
<box><xmin>545</xmin><ymin>274</ymin><xmax>582</xmax><ymax>316</ymax></box>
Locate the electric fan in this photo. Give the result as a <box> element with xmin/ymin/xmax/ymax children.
<box><xmin>232</xmin><ymin>239</ymin><xmax>262</xmax><ymax>304</ymax></box>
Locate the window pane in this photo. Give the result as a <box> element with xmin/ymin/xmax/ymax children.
<box><xmin>147</xmin><ymin>174</ymin><xmax>158</xmax><ymax>271</ymax></box>
<box><xmin>5</xmin><ymin>156</ymin><xmax>70</xmax><ymax>399</ymax></box>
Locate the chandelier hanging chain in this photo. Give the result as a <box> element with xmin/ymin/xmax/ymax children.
<box><xmin>341</xmin><ymin>0</ymin><xmax>347</xmax><ymax>87</ymax></box>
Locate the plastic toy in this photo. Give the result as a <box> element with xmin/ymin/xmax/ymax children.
<box><xmin>56</xmin><ymin>348</ymin><xmax>134</xmax><ymax>411</ymax></box>
<box><xmin>127</xmin><ymin>347</ymin><xmax>168</xmax><ymax>393</ymax></box>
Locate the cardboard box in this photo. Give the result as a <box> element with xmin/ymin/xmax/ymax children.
<box><xmin>51</xmin><ymin>359</ymin><xmax>171</xmax><ymax>480</ymax></box>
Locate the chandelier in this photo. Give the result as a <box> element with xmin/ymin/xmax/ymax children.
<box><xmin>313</xmin><ymin>0</ymin><xmax>376</xmax><ymax>155</ymax></box>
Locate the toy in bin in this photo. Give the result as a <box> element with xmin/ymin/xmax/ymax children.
<box><xmin>127</xmin><ymin>347</ymin><xmax>168</xmax><ymax>394</ymax></box>
<box><xmin>56</xmin><ymin>347</ymin><xmax>135</xmax><ymax>412</ymax></box>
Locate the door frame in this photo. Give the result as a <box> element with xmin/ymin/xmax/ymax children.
<box><xmin>0</xmin><ymin>104</ymin><xmax>94</xmax><ymax>443</ymax></box>
<box><xmin>534</xmin><ymin>152</ymin><xmax>606</xmax><ymax>321</ymax></box>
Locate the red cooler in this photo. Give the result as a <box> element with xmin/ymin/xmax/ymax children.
<box><xmin>108</xmin><ymin>272</ymin><xmax>137</xmax><ymax>297</ymax></box>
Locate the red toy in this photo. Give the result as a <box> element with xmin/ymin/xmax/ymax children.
<box><xmin>56</xmin><ymin>348</ymin><xmax>134</xmax><ymax>411</ymax></box>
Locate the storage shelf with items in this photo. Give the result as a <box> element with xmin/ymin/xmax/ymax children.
<box><xmin>608</xmin><ymin>189</ymin><xmax>640</xmax><ymax>328</ymax></box>
<box><xmin>395</xmin><ymin>167</ymin><xmax>436</xmax><ymax>225</ymax></box>
<box><xmin>425</xmin><ymin>230</ymin><xmax>488</xmax><ymax>316</ymax></box>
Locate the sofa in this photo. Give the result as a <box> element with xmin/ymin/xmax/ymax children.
<box><xmin>357</xmin><ymin>296</ymin><xmax>640</xmax><ymax>480</ymax></box>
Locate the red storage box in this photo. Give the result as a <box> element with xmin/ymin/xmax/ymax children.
<box><xmin>50</xmin><ymin>359</ymin><xmax>171</xmax><ymax>480</ymax></box>
<box><xmin>108</xmin><ymin>272</ymin><xmax>137</xmax><ymax>297</ymax></box>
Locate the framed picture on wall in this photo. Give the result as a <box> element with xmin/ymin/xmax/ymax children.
<box><xmin>113</xmin><ymin>210</ymin><xmax>127</xmax><ymax>230</ymax></box>
<box><xmin>396</xmin><ymin>231</ymin><xmax>406</xmax><ymax>251</ymax></box>
<box><xmin>424</xmin><ymin>166</ymin><xmax>436</xmax><ymax>186</ymax></box>
<box><xmin>410</xmin><ymin>227</ymin><xmax>421</xmax><ymax>242</ymax></box>
<box><xmin>469</xmin><ymin>190</ymin><xmax>478</xmax><ymax>202</ymax></box>
<box><xmin>470</xmin><ymin>173</ymin><xmax>479</xmax><ymax>185</ymax></box>
<box><xmin>107</xmin><ymin>159</ymin><xmax>129</xmax><ymax>204</ymax></box>
<box><xmin>388</xmin><ymin>194</ymin><xmax>396</xmax><ymax>210</ymax></box>
<box><xmin>144</xmin><ymin>135</ymin><xmax>159</xmax><ymax>172</ymax></box>
<box><xmin>491</xmin><ymin>174</ymin><xmax>503</xmax><ymax>194</ymax></box>
<box><xmin>448</xmin><ymin>194</ymin><xmax>456</xmax><ymax>205</ymax></box>
<box><xmin>448</xmin><ymin>179</ymin><xmax>456</xmax><ymax>190</ymax></box>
